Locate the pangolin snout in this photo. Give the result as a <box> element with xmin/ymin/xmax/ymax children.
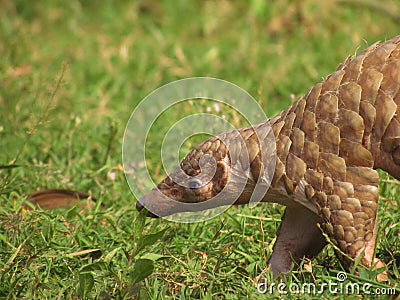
<box><xmin>135</xmin><ymin>200</ymin><xmax>144</xmax><ymax>211</ymax></box>
<box><xmin>136</xmin><ymin>198</ymin><xmax>160</xmax><ymax>218</ymax></box>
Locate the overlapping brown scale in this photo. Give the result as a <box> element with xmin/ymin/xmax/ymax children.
<box><xmin>282</xmin><ymin>174</ymin><xmax>294</xmax><ymax>194</ymax></box>
<box><xmin>382</xmin><ymin>118</ymin><xmax>400</xmax><ymax>152</ymax></box>
<box><xmin>336</xmin><ymin>55</ymin><xmax>352</xmax><ymax>71</ymax></box>
<box><xmin>250</xmin><ymin>153</ymin><xmax>263</xmax><ymax>182</ymax></box>
<box><xmin>201</xmin><ymin>140</ymin><xmax>212</xmax><ymax>152</ymax></box>
<box><xmin>293</xmin><ymin>98</ymin><xmax>306</xmax><ymax>128</ymax></box>
<box><xmin>240</xmin><ymin>127</ymin><xmax>256</xmax><ymax>140</ymax></box>
<box><xmin>339</xmin><ymin>138</ymin><xmax>374</xmax><ymax>167</ymax></box>
<box><xmin>388</xmin><ymin>35</ymin><xmax>400</xmax><ymax>45</ymax></box>
<box><xmin>333</xmin><ymin>181</ymin><xmax>354</xmax><ymax>199</ymax></box>
<box><xmin>304</xmin><ymin>169</ymin><xmax>324</xmax><ymax>190</ymax></box>
<box><xmin>347</xmin><ymin>239</ymin><xmax>365</xmax><ymax>257</ymax></box>
<box><xmin>379</xmin><ymin>59</ymin><xmax>400</xmax><ymax>97</ymax></box>
<box><xmin>271</xmin><ymin>159</ymin><xmax>285</xmax><ymax>187</ymax></box>
<box><xmin>209</xmin><ymin>139</ymin><xmax>220</xmax><ymax>153</ymax></box>
<box><xmin>361</xmin><ymin>200</ymin><xmax>377</xmax><ymax>220</ymax></box>
<box><xmin>322</xmin><ymin>176</ymin><xmax>333</xmax><ymax>194</ymax></box>
<box><xmin>303</xmin><ymin>141</ymin><xmax>319</xmax><ymax>168</ymax></box>
<box><xmin>289</xmin><ymin>129</ymin><xmax>304</xmax><ymax>158</ymax></box>
<box><xmin>346</xmin><ymin>167</ymin><xmax>379</xmax><ymax>186</ymax></box>
<box><xmin>358</xmin><ymin>68</ymin><xmax>383</xmax><ymax>104</ymax></box>
<box><xmin>276</xmin><ymin>135</ymin><xmax>291</xmax><ymax>163</ymax></box>
<box><xmin>354</xmin><ymin>185</ymin><xmax>379</xmax><ymax>202</ymax></box>
<box><xmin>362</xmin><ymin>42</ymin><xmax>397</xmax><ymax>71</ymax></box>
<box><xmin>331</xmin><ymin>210</ymin><xmax>354</xmax><ymax>228</ymax></box>
<box><xmin>328</xmin><ymin>194</ymin><xmax>341</xmax><ymax>210</ymax></box>
<box><xmin>316</xmin><ymin>122</ymin><xmax>340</xmax><ymax>154</ymax></box>
<box><xmin>271</xmin><ymin>120</ymin><xmax>285</xmax><ymax>137</ymax></box>
<box><xmin>337</xmin><ymin>109</ymin><xmax>364</xmax><ymax>143</ymax></box>
<box><xmin>344</xmin><ymin>226</ymin><xmax>358</xmax><ymax>243</ymax></box>
<box><xmin>317</xmin><ymin>153</ymin><xmax>346</xmax><ymax>181</ymax></box>
<box><xmin>333</xmin><ymin>224</ymin><xmax>345</xmax><ymax>241</ymax></box>
<box><xmin>300</xmin><ymin>110</ymin><xmax>316</xmax><ymax>140</ymax></box>
<box><xmin>373</xmin><ymin>93</ymin><xmax>397</xmax><ymax>140</ymax></box>
<box><xmin>341</xmin><ymin>54</ymin><xmax>367</xmax><ymax>82</ymax></box>
<box><xmin>355</xmin><ymin>224</ymin><xmax>366</xmax><ymax>239</ymax></box>
<box><xmin>321</xmin><ymin>207</ymin><xmax>331</xmax><ymax>220</ymax></box>
<box><xmin>359</xmin><ymin>101</ymin><xmax>376</xmax><ymax>135</ymax></box>
<box><xmin>313</xmin><ymin>191</ymin><xmax>327</xmax><ymax>208</ymax></box>
<box><xmin>189</xmin><ymin>156</ymin><xmax>199</xmax><ymax>170</ymax></box>
<box><xmin>304</xmin><ymin>82</ymin><xmax>322</xmax><ymax>112</ymax></box>
<box><xmin>215</xmin><ymin>138</ymin><xmax>228</xmax><ymax>160</ymax></box>
<box><xmin>286</xmin><ymin>153</ymin><xmax>307</xmax><ymax>183</ymax></box>
<box><xmin>338</xmin><ymin>82</ymin><xmax>361</xmax><ymax>112</ymax></box>
<box><xmin>341</xmin><ymin>197</ymin><xmax>361</xmax><ymax>213</ymax></box>
<box><xmin>281</xmin><ymin>112</ymin><xmax>296</xmax><ymax>136</ymax></box>
<box><xmin>321</xmin><ymin>70</ymin><xmax>345</xmax><ymax>93</ymax></box>
<box><xmin>182</xmin><ymin>135</ymin><xmax>231</xmax><ymax>176</ymax></box>
<box><xmin>245</xmin><ymin>133</ymin><xmax>260</xmax><ymax>164</ymax></box>
<box><xmin>305</xmin><ymin>184</ymin><xmax>315</xmax><ymax>199</ymax></box>
<box><xmin>316</xmin><ymin>94</ymin><xmax>339</xmax><ymax>123</ymax></box>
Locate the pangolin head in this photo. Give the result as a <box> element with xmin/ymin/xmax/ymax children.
<box><xmin>136</xmin><ymin>135</ymin><xmax>232</xmax><ymax>217</ymax></box>
<box><xmin>137</xmin><ymin>123</ymin><xmax>274</xmax><ymax>218</ymax></box>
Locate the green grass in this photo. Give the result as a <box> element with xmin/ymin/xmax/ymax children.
<box><xmin>1</xmin><ymin>0</ymin><xmax>399</xmax><ymax>298</ymax></box>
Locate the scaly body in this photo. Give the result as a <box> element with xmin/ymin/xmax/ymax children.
<box><xmin>138</xmin><ymin>35</ymin><xmax>400</xmax><ymax>278</ymax></box>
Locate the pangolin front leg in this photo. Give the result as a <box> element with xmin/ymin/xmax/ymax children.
<box><xmin>267</xmin><ymin>204</ymin><xmax>326</xmax><ymax>275</ymax></box>
<box><xmin>137</xmin><ymin>35</ymin><xmax>400</xmax><ymax>278</ymax></box>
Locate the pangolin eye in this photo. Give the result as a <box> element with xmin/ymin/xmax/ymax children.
<box><xmin>187</xmin><ymin>178</ymin><xmax>202</xmax><ymax>190</ymax></box>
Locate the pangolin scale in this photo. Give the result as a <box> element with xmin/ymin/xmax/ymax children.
<box><xmin>137</xmin><ymin>35</ymin><xmax>400</xmax><ymax>279</ymax></box>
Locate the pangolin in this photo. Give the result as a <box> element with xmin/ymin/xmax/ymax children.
<box><xmin>137</xmin><ymin>35</ymin><xmax>400</xmax><ymax>278</ymax></box>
